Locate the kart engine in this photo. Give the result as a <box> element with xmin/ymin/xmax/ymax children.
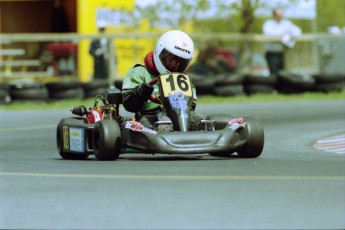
<box><xmin>71</xmin><ymin>88</ymin><xmax>122</xmax><ymax>124</ymax></box>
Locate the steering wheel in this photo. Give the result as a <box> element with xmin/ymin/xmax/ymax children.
<box><xmin>148</xmin><ymin>77</ymin><xmax>161</xmax><ymax>104</ymax></box>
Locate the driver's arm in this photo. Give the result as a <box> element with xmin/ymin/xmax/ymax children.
<box><xmin>122</xmin><ymin>67</ymin><xmax>153</xmax><ymax>113</ymax></box>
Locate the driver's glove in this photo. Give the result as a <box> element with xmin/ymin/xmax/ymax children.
<box><xmin>135</xmin><ymin>83</ymin><xmax>154</xmax><ymax>98</ymax></box>
<box><xmin>122</xmin><ymin>83</ymin><xmax>154</xmax><ymax>113</ymax></box>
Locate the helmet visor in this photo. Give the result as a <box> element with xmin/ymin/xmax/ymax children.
<box><xmin>159</xmin><ymin>49</ymin><xmax>191</xmax><ymax>73</ymax></box>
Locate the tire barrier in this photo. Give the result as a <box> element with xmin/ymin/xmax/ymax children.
<box><xmin>82</xmin><ymin>79</ymin><xmax>109</xmax><ymax>98</ymax></box>
<box><xmin>46</xmin><ymin>81</ymin><xmax>84</xmax><ymax>100</ymax></box>
<box><xmin>1</xmin><ymin>71</ymin><xmax>344</xmax><ymax>104</ymax></box>
<box><xmin>0</xmin><ymin>83</ymin><xmax>11</xmax><ymax>104</ymax></box>
<box><xmin>192</xmin><ymin>71</ymin><xmax>344</xmax><ymax>96</ymax></box>
<box><xmin>189</xmin><ymin>73</ymin><xmax>215</xmax><ymax>95</ymax></box>
<box><xmin>276</xmin><ymin>71</ymin><xmax>316</xmax><ymax>94</ymax></box>
<box><xmin>9</xmin><ymin>81</ymin><xmax>49</xmax><ymax>101</ymax></box>
<box><xmin>312</xmin><ymin>73</ymin><xmax>345</xmax><ymax>92</ymax></box>
<box><xmin>243</xmin><ymin>74</ymin><xmax>277</xmax><ymax>95</ymax></box>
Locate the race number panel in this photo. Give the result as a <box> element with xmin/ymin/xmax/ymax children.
<box><xmin>69</xmin><ymin>127</ymin><xmax>85</xmax><ymax>152</ymax></box>
<box><xmin>160</xmin><ymin>73</ymin><xmax>192</xmax><ymax>97</ymax></box>
<box><xmin>62</xmin><ymin>126</ymin><xmax>85</xmax><ymax>152</ymax></box>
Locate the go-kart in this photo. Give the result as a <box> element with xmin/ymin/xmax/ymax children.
<box><xmin>56</xmin><ymin>73</ymin><xmax>264</xmax><ymax>160</ymax></box>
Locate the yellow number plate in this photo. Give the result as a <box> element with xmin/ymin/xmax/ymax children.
<box><xmin>160</xmin><ymin>73</ymin><xmax>192</xmax><ymax>97</ymax></box>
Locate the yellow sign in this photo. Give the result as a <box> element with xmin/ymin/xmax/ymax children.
<box><xmin>77</xmin><ymin>0</ymin><xmax>136</xmax><ymax>82</ymax></box>
<box><xmin>76</xmin><ymin>0</ymin><xmax>194</xmax><ymax>82</ymax></box>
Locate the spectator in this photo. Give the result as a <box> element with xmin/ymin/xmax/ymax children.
<box><xmin>262</xmin><ymin>8</ymin><xmax>302</xmax><ymax>75</ymax></box>
<box><xmin>89</xmin><ymin>20</ymin><xmax>109</xmax><ymax>79</ymax></box>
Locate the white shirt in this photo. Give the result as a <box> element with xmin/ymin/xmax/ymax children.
<box><xmin>263</xmin><ymin>19</ymin><xmax>302</xmax><ymax>52</ymax></box>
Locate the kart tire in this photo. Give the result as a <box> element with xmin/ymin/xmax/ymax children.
<box><xmin>56</xmin><ymin>118</ymin><xmax>90</xmax><ymax>160</ymax></box>
<box><xmin>189</xmin><ymin>73</ymin><xmax>215</xmax><ymax>95</ymax></box>
<box><xmin>214</xmin><ymin>84</ymin><xmax>245</xmax><ymax>96</ymax></box>
<box><xmin>46</xmin><ymin>81</ymin><xmax>82</xmax><ymax>91</ymax></box>
<box><xmin>93</xmin><ymin>119</ymin><xmax>121</xmax><ymax>161</ymax></box>
<box><xmin>276</xmin><ymin>71</ymin><xmax>315</xmax><ymax>92</ymax></box>
<box><xmin>313</xmin><ymin>81</ymin><xmax>345</xmax><ymax>92</ymax></box>
<box><xmin>244</xmin><ymin>84</ymin><xmax>275</xmax><ymax>95</ymax></box>
<box><xmin>214</xmin><ymin>73</ymin><xmax>245</xmax><ymax>86</ymax></box>
<box><xmin>84</xmin><ymin>87</ymin><xmax>106</xmax><ymax>98</ymax></box>
<box><xmin>49</xmin><ymin>88</ymin><xmax>85</xmax><ymax>99</ymax></box>
<box><xmin>82</xmin><ymin>79</ymin><xmax>109</xmax><ymax>91</ymax></box>
<box><xmin>10</xmin><ymin>87</ymin><xmax>49</xmax><ymax>100</ymax></box>
<box><xmin>244</xmin><ymin>74</ymin><xmax>277</xmax><ymax>86</ymax></box>
<box><xmin>82</xmin><ymin>80</ymin><xmax>109</xmax><ymax>98</ymax></box>
<box><xmin>237</xmin><ymin>117</ymin><xmax>264</xmax><ymax>158</ymax></box>
<box><xmin>0</xmin><ymin>89</ymin><xmax>11</xmax><ymax>104</ymax></box>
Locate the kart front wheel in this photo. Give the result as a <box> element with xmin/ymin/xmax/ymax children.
<box><xmin>237</xmin><ymin>117</ymin><xmax>264</xmax><ymax>158</ymax></box>
<box><xmin>93</xmin><ymin>120</ymin><xmax>122</xmax><ymax>161</ymax></box>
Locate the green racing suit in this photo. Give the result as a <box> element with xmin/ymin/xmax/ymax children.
<box><xmin>122</xmin><ymin>64</ymin><xmax>197</xmax><ymax>114</ymax></box>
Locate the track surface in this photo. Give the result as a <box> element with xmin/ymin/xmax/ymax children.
<box><xmin>1</xmin><ymin>100</ymin><xmax>344</xmax><ymax>229</ymax></box>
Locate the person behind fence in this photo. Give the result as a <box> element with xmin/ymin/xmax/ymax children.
<box><xmin>121</xmin><ymin>30</ymin><xmax>203</xmax><ymax>130</ymax></box>
<box><xmin>89</xmin><ymin>20</ymin><xmax>109</xmax><ymax>79</ymax></box>
<box><xmin>262</xmin><ymin>7</ymin><xmax>302</xmax><ymax>75</ymax></box>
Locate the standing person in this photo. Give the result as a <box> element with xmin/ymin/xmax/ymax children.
<box><xmin>262</xmin><ymin>8</ymin><xmax>302</xmax><ymax>75</ymax></box>
<box><xmin>122</xmin><ymin>30</ymin><xmax>202</xmax><ymax>130</ymax></box>
<box><xmin>89</xmin><ymin>20</ymin><xmax>109</xmax><ymax>79</ymax></box>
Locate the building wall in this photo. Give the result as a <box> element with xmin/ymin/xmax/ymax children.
<box><xmin>0</xmin><ymin>0</ymin><xmax>76</xmax><ymax>33</ymax></box>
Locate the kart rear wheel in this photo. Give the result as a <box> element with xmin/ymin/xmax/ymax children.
<box><xmin>93</xmin><ymin>120</ymin><xmax>121</xmax><ymax>161</ymax></box>
<box><xmin>56</xmin><ymin>120</ymin><xmax>90</xmax><ymax>160</ymax></box>
<box><xmin>237</xmin><ymin>117</ymin><xmax>264</xmax><ymax>158</ymax></box>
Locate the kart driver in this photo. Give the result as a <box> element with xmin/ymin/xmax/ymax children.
<box><xmin>122</xmin><ymin>30</ymin><xmax>202</xmax><ymax>130</ymax></box>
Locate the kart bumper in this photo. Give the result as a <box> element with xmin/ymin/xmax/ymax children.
<box><xmin>121</xmin><ymin>123</ymin><xmax>246</xmax><ymax>154</ymax></box>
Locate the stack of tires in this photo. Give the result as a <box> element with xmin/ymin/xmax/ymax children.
<box><xmin>189</xmin><ymin>73</ymin><xmax>215</xmax><ymax>96</ymax></box>
<box><xmin>213</xmin><ymin>73</ymin><xmax>245</xmax><ymax>96</ymax></box>
<box><xmin>276</xmin><ymin>71</ymin><xmax>315</xmax><ymax>94</ymax></box>
<box><xmin>312</xmin><ymin>73</ymin><xmax>345</xmax><ymax>92</ymax></box>
<box><xmin>9</xmin><ymin>81</ymin><xmax>49</xmax><ymax>101</ymax></box>
<box><xmin>243</xmin><ymin>74</ymin><xmax>277</xmax><ymax>95</ymax></box>
<box><xmin>46</xmin><ymin>81</ymin><xmax>84</xmax><ymax>100</ymax></box>
<box><xmin>0</xmin><ymin>83</ymin><xmax>11</xmax><ymax>104</ymax></box>
<box><xmin>82</xmin><ymin>79</ymin><xmax>109</xmax><ymax>98</ymax></box>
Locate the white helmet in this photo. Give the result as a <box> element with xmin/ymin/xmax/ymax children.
<box><xmin>153</xmin><ymin>30</ymin><xmax>194</xmax><ymax>74</ymax></box>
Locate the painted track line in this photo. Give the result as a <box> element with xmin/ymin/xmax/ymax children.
<box><xmin>0</xmin><ymin>172</ymin><xmax>344</xmax><ymax>181</ymax></box>
<box><xmin>314</xmin><ymin>133</ymin><xmax>345</xmax><ymax>155</ymax></box>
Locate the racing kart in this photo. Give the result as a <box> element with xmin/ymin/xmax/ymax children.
<box><xmin>56</xmin><ymin>73</ymin><xmax>264</xmax><ymax>160</ymax></box>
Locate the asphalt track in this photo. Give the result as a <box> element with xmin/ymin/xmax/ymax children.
<box><xmin>0</xmin><ymin>100</ymin><xmax>344</xmax><ymax>229</ymax></box>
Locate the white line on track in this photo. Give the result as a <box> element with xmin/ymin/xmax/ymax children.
<box><xmin>314</xmin><ymin>133</ymin><xmax>345</xmax><ymax>155</ymax></box>
<box><xmin>0</xmin><ymin>172</ymin><xmax>344</xmax><ymax>181</ymax></box>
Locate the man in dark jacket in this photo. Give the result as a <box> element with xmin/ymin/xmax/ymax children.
<box><xmin>89</xmin><ymin>21</ymin><xmax>109</xmax><ymax>79</ymax></box>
